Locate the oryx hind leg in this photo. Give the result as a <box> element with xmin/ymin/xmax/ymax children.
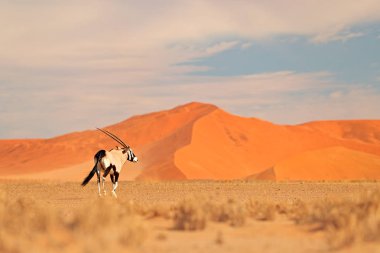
<box><xmin>110</xmin><ymin>174</ymin><xmax>115</xmax><ymax>197</ymax></box>
<box><xmin>96</xmin><ymin>169</ymin><xmax>101</xmax><ymax>197</ymax></box>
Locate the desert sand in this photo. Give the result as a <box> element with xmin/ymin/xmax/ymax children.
<box><xmin>1</xmin><ymin>180</ymin><xmax>380</xmax><ymax>253</ymax></box>
<box><xmin>0</xmin><ymin>102</ymin><xmax>379</xmax><ymax>181</ymax></box>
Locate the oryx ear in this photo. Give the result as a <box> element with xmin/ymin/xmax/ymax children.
<box><xmin>122</xmin><ymin>149</ymin><xmax>128</xmax><ymax>154</ymax></box>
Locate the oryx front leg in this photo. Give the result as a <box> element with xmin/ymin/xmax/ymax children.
<box><xmin>102</xmin><ymin>177</ymin><xmax>106</xmax><ymax>195</ymax></box>
<box><xmin>102</xmin><ymin>165</ymin><xmax>112</xmax><ymax>196</ymax></box>
<box><xmin>111</xmin><ymin>172</ymin><xmax>119</xmax><ymax>198</ymax></box>
<box><xmin>112</xmin><ymin>182</ymin><xmax>118</xmax><ymax>198</ymax></box>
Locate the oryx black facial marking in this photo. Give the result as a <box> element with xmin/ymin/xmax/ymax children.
<box><xmin>127</xmin><ymin>148</ymin><xmax>138</xmax><ymax>162</ymax></box>
<box><xmin>81</xmin><ymin>128</ymin><xmax>138</xmax><ymax>198</ymax></box>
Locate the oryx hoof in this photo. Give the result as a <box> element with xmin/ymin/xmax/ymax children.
<box><xmin>112</xmin><ymin>191</ymin><xmax>118</xmax><ymax>198</ymax></box>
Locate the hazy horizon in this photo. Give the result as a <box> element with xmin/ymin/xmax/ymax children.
<box><xmin>1</xmin><ymin>1</ymin><xmax>380</xmax><ymax>138</ymax></box>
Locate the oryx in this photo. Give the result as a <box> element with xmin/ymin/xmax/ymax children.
<box><xmin>81</xmin><ymin>128</ymin><xmax>138</xmax><ymax>198</ymax></box>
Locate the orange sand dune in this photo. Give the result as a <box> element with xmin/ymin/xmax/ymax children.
<box><xmin>300</xmin><ymin>120</ymin><xmax>380</xmax><ymax>145</ymax></box>
<box><xmin>175</xmin><ymin>109</ymin><xmax>380</xmax><ymax>180</ymax></box>
<box><xmin>0</xmin><ymin>102</ymin><xmax>379</xmax><ymax>181</ymax></box>
<box><xmin>254</xmin><ymin>147</ymin><xmax>380</xmax><ymax>181</ymax></box>
<box><xmin>0</xmin><ymin>103</ymin><xmax>217</xmax><ymax>180</ymax></box>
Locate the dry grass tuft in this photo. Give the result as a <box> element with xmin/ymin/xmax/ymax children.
<box><xmin>284</xmin><ymin>191</ymin><xmax>380</xmax><ymax>249</ymax></box>
<box><xmin>173</xmin><ymin>196</ymin><xmax>207</xmax><ymax>230</ymax></box>
<box><xmin>172</xmin><ymin>196</ymin><xmax>249</xmax><ymax>230</ymax></box>
<box><xmin>246</xmin><ymin>199</ymin><xmax>276</xmax><ymax>221</ymax></box>
<box><xmin>215</xmin><ymin>230</ymin><xmax>224</xmax><ymax>245</ymax></box>
<box><xmin>208</xmin><ymin>198</ymin><xmax>247</xmax><ymax>227</ymax></box>
<box><xmin>156</xmin><ymin>232</ymin><xmax>168</xmax><ymax>241</ymax></box>
<box><xmin>138</xmin><ymin>203</ymin><xmax>175</xmax><ymax>219</ymax></box>
<box><xmin>0</xmin><ymin>191</ymin><xmax>147</xmax><ymax>253</ymax></box>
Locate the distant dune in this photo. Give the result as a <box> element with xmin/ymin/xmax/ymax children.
<box><xmin>0</xmin><ymin>102</ymin><xmax>379</xmax><ymax>181</ymax></box>
<box><xmin>253</xmin><ymin>147</ymin><xmax>380</xmax><ymax>181</ymax></box>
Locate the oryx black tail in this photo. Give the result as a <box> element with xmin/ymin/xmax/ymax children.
<box><xmin>81</xmin><ymin>150</ymin><xmax>106</xmax><ymax>186</ymax></box>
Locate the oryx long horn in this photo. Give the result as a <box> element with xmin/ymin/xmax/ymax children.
<box><xmin>96</xmin><ymin>128</ymin><xmax>130</xmax><ymax>149</ymax></box>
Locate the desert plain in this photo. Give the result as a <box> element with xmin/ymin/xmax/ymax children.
<box><xmin>1</xmin><ymin>180</ymin><xmax>380</xmax><ymax>253</ymax></box>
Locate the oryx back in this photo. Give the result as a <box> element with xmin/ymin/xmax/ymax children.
<box><xmin>98</xmin><ymin>149</ymin><xmax>126</xmax><ymax>174</ymax></box>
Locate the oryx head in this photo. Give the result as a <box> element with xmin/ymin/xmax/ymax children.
<box><xmin>97</xmin><ymin>128</ymin><xmax>138</xmax><ymax>163</ymax></box>
<box><xmin>125</xmin><ymin>148</ymin><xmax>138</xmax><ymax>162</ymax></box>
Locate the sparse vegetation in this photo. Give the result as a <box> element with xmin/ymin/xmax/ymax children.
<box><xmin>173</xmin><ymin>196</ymin><xmax>207</xmax><ymax>230</ymax></box>
<box><xmin>207</xmin><ymin>198</ymin><xmax>247</xmax><ymax>227</ymax></box>
<box><xmin>0</xmin><ymin>191</ymin><xmax>147</xmax><ymax>253</ymax></box>
<box><xmin>246</xmin><ymin>199</ymin><xmax>276</xmax><ymax>221</ymax></box>
<box><xmin>285</xmin><ymin>191</ymin><xmax>380</xmax><ymax>249</ymax></box>
<box><xmin>172</xmin><ymin>196</ymin><xmax>248</xmax><ymax>230</ymax></box>
<box><xmin>1</xmin><ymin>180</ymin><xmax>380</xmax><ymax>252</ymax></box>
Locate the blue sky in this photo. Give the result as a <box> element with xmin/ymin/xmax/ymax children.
<box><xmin>187</xmin><ymin>29</ymin><xmax>380</xmax><ymax>84</ymax></box>
<box><xmin>0</xmin><ymin>1</ymin><xmax>380</xmax><ymax>138</ymax></box>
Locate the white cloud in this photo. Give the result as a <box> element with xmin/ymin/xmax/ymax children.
<box><xmin>286</xmin><ymin>86</ymin><xmax>380</xmax><ymax>122</ymax></box>
<box><xmin>1</xmin><ymin>1</ymin><xmax>380</xmax><ymax>137</ymax></box>
<box><xmin>241</xmin><ymin>42</ymin><xmax>253</xmax><ymax>49</ymax></box>
<box><xmin>1</xmin><ymin>1</ymin><xmax>380</xmax><ymax>67</ymax></box>
<box><xmin>312</xmin><ymin>30</ymin><xmax>364</xmax><ymax>43</ymax></box>
<box><xmin>1</xmin><ymin>68</ymin><xmax>380</xmax><ymax>138</ymax></box>
<box><xmin>205</xmin><ymin>41</ymin><xmax>239</xmax><ymax>55</ymax></box>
